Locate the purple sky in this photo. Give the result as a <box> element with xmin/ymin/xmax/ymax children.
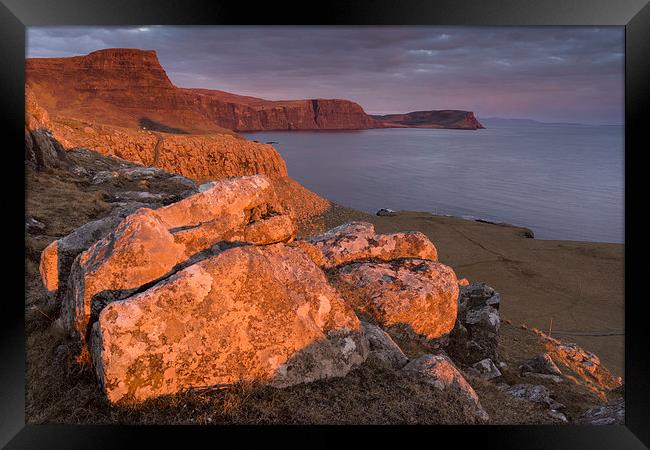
<box><xmin>27</xmin><ymin>26</ymin><xmax>624</xmax><ymax>124</ymax></box>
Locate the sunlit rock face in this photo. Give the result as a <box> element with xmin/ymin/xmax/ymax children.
<box><xmin>295</xmin><ymin>222</ymin><xmax>438</xmax><ymax>269</ymax></box>
<box><xmin>39</xmin><ymin>204</ymin><xmax>147</xmax><ymax>302</ymax></box>
<box><xmin>91</xmin><ymin>244</ymin><xmax>368</xmax><ymax>404</ymax></box>
<box><xmin>332</xmin><ymin>259</ymin><xmax>459</xmax><ymax>340</ymax></box>
<box><xmin>61</xmin><ymin>175</ymin><xmax>296</xmax><ymax>346</ymax></box>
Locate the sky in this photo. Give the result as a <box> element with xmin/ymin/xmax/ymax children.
<box><xmin>27</xmin><ymin>26</ymin><xmax>624</xmax><ymax>125</ymax></box>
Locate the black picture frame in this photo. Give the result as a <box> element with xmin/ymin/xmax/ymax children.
<box><xmin>2</xmin><ymin>0</ymin><xmax>648</xmax><ymax>447</ymax></box>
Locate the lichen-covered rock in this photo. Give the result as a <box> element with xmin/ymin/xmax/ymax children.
<box><xmin>576</xmin><ymin>397</ymin><xmax>624</xmax><ymax>425</ymax></box>
<box><xmin>446</xmin><ymin>282</ymin><xmax>501</xmax><ymax>364</ymax></box>
<box><xmin>39</xmin><ymin>204</ymin><xmax>144</xmax><ymax>301</ymax></box>
<box><xmin>295</xmin><ymin>222</ymin><xmax>437</xmax><ymax>269</ymax></box>
<box><xmin>62</xmin><ymin>175</ymin><xmax>297</xmax><ymax>345</ymax></box>
<box><xmin>64</xmin><ymin>209</ymin><xmax>187</xmax><ymax>343</ymax></box>
<box><xmin>468</xmin><ymin>358</ymin><xmax>502</xmax><ymax>380</ymax></box>
<box><xmin>553</xmin><ymin>343</ymin><xmax>610</xmax><ymax>382</ymax></box>
<box><xmin>332</xmin><ymin>259</ymin><xmax>458</xmax><ymax>340</ymax></box>
<box><xmin>361</xmin><ymin>321</ymin><xmax>408</xmax><ymax>369</ymax></box>
<box><xmin>498</xmin><ymin>383</ymin><xmax>564</xmax><ymax>411</ymax></box>
<box><xmin>520</xmin><ymin>353</ymin><xmax>562</xmax><ymax>376</ymax></box>
<box><xmin>25</xmin><ymin>86</ymin><xmax>70</xmax><ymax>170</ymax></box>
<box><xmin>91</xmin><ymin>244</ymin><xmax>368</xmax><ymax>404</ymax></box>
<box><xmin>403</xmin><ymin>354</ymin><xmax>489</xmax><ymax>421</ymax></box>
<box><xmin>460</xmin><ymin>282</ymin><xmax>501</xmax><ymax>310</ymax></box>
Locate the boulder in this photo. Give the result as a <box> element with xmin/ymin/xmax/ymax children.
<box><xmin>39</xmin><ymin>204</ymin><xmax>144</xmax><ymax>301</ymax></box>
<box><xmin>460</xmin><ymin>282</ymin><xmax>501</xmax><ymax>310</ymax></box>
<box><xmin>25</xmin><ymin>129</ymin><xmax>69</xmax><ymax>170</ymax></box>
<box><xmin>295</xmin><ymin>222</ymin><xmax>437</xmax><ymax>269</ymax></box>
<box><xmin>468</xmin><ymin>358</ymin><xmax>502</xmax><ymax>380</ymax></box>
<box><xmin>361</xmin><ymin>321</ymin><xmax>409</xmax><ymax>370</ymax></box>
<box><xmin>403</xmin><ymin>354</ymin><xmax>489</xmax><ymax>422</ymax></box>
<box><xmin>62</xmin><ymin>175</ymin><xmax>296</xmax><ymax>345</ymax></box>
<box><xmin>537</xmin><ymin>333</ymin><xmax>623</xmax><ymax>392</ymax></box>
<box><xmin>26</xmin><ymin>217</ymin><xmax>46</xmax><ymax>234</ymax></box>
<box><xmin>376</xmin><ymin>208</ymin><xmax>397</xmax><ymax>217</ymax></box>
<box><xmin>498</xmin><ymin>383</ymin><xmax>564</xmax><ymax>411</ymax></box>
<box><xmin>446</xmin><ymin>282</ymin><xmax>501</xmax><ymax>364</ymax></box>
<box><xmin>576</xmin><ymin>397</ymin><xmax>624</xmax><ymax>425</ymax></box>
<box><xmin>520</xmin><ymin>353</ymin><xmax>562</xmax><ymax>376</ymax></box>
<box><xmin>332</xmin><ymin>259</ymin><xmax>458</xmax><ymax>340</ymax></box>
<box><xmin>64</xmin><ymin>209</ymin><xmax>187</xmax><ymax>343</ymax></box>
<box><xmin>90</xmin><ymin>244</ymin><xmax>368</xmax><ymax>404</ymax></box>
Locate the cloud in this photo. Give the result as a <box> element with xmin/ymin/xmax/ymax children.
<box><xmin>26</xmin><ymin>26</ymin><xmax>624</xmax><ymax>124</ymax></box>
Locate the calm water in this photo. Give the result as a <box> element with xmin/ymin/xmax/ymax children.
<box><xmin>244</xmin><ymin>124</ymin><xmax>624</xmax><ymax>243</ymax></box>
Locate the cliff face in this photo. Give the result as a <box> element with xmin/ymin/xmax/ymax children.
<box><xmin>26</xmin><ymin>48</ymin><xmax>481</xmax><ymax>132</ymax></box>
<box><xmin>50</xmin><ymin>116</ymin><xmax>289</xmax><ymax>181</ymax></box>
<box><xmin>373</xmin><ymin>110</ymin><xmax>485</xmax><ymax>130</ymax></box>
<box><xmin>26</xmin><ymin>49</ymin><xmax>377</xmax><ymax>133</ymax></box>
<box><xmin>26</xmin><ymin>86</ymin><xmax>332</xmax><ymax>225</ymax></box>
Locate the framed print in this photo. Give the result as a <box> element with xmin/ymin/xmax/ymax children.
<box><xmin>2</xmin><ymin>0</ymin><xmax>648</xmax><ymax>447</ymax></box>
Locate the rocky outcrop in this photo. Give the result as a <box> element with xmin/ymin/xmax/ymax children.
<box><xmin>361</xmin><ymin>321</ymin><xmax>409</xmax><ymax>370</ymax></box>
<box><xmin>27</xmin><ymin>48</ymin><xmax>482</xmax><ymax>133</ymax></box>
<box><xmin>91</xmin><ymin>243</ymin><xmax>367</xmax><ymax>403</ymax></box>
<box><xmin>519</xmin><ymin>353</ymin><xmax>562</xmax><ymax>376</ymax></box>
<box><xmin>446</xmin><ymin>282</ymin><xmax>501</xmax><ymax>364</ymax></box>
<box><xmin>49</xmin><ymin>121</ymin><xmax>289</xmax><ymax>182</ymax></box>
<box><xmin>403</xmin><ymin>354</ymin><xmax>489</xmax><ymax>421</ymax></box>
<box><xmin>295</xmin><ymin>222</ymin><xmax>438</xmax><ymax>270</ymax></box>
<box><xmin>468</xmin><ymin>358</ymin><xmax>502</xmax><ymax>380</ymax></box>
<box><xmin>498</xmin><ymin>383</ymin><xmax>565</xmax><ymax>412</ymax></box>
<box><xmin>61</xmin><ymin>175</ymin><xmax>296</xmax><ymax>345</ymax></box>
<box><xmin>373</xmin><ymin>110</ymin><xmax>485</xmax><ymax>130</ymax></box>
<box><xmin>39</xmin><ymin>203</ymin><xmax>150</xmax><ymax>302</ymax></box>
<box><xmin>535</xmin><ymin>330</ymin><xmax>623</xmax><ymax>394</ymax></box>
<box><xmin>576</xmin><ymin>397</ymin><xmax>624</xmax><ymax>425</ymax></box>
<box><xmin>25</xmin><ymin>86</ymin><xmax>69</xmax><ymax>170</ymax></box>
<box><xmin>332</xmin><ymin>259</ymin><xmax>459</xmax><ymax>340</ymax></box>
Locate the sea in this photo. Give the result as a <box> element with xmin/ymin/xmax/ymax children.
<box><xmin>244</xmin><ymin>122</ymin><xmax>624</xmax><ymax>243</ymax></box>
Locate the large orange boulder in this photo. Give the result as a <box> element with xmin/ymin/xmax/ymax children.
<box><xmin>90</xmin><ymin>244</ymin><xmax>368</xmax><ymax>404</ymax></box>
<box><xmin>295</xmin><ymin>222</ymin><xmax>437</xmax><ymax>269</ymax></box>
<box><xmin>332</xmin><ymin>259</ymin><xmax>459</xmax><ymax>340</ymax></box>
<box><xmin>39</xmin><ymin>205</ymin><xmax>144</xmax><ymax>301</ymax></box>
<box><xmin>62</xmin><ymin>175</ymin><xmax>296</xmax><ymax>344</ymax></box>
